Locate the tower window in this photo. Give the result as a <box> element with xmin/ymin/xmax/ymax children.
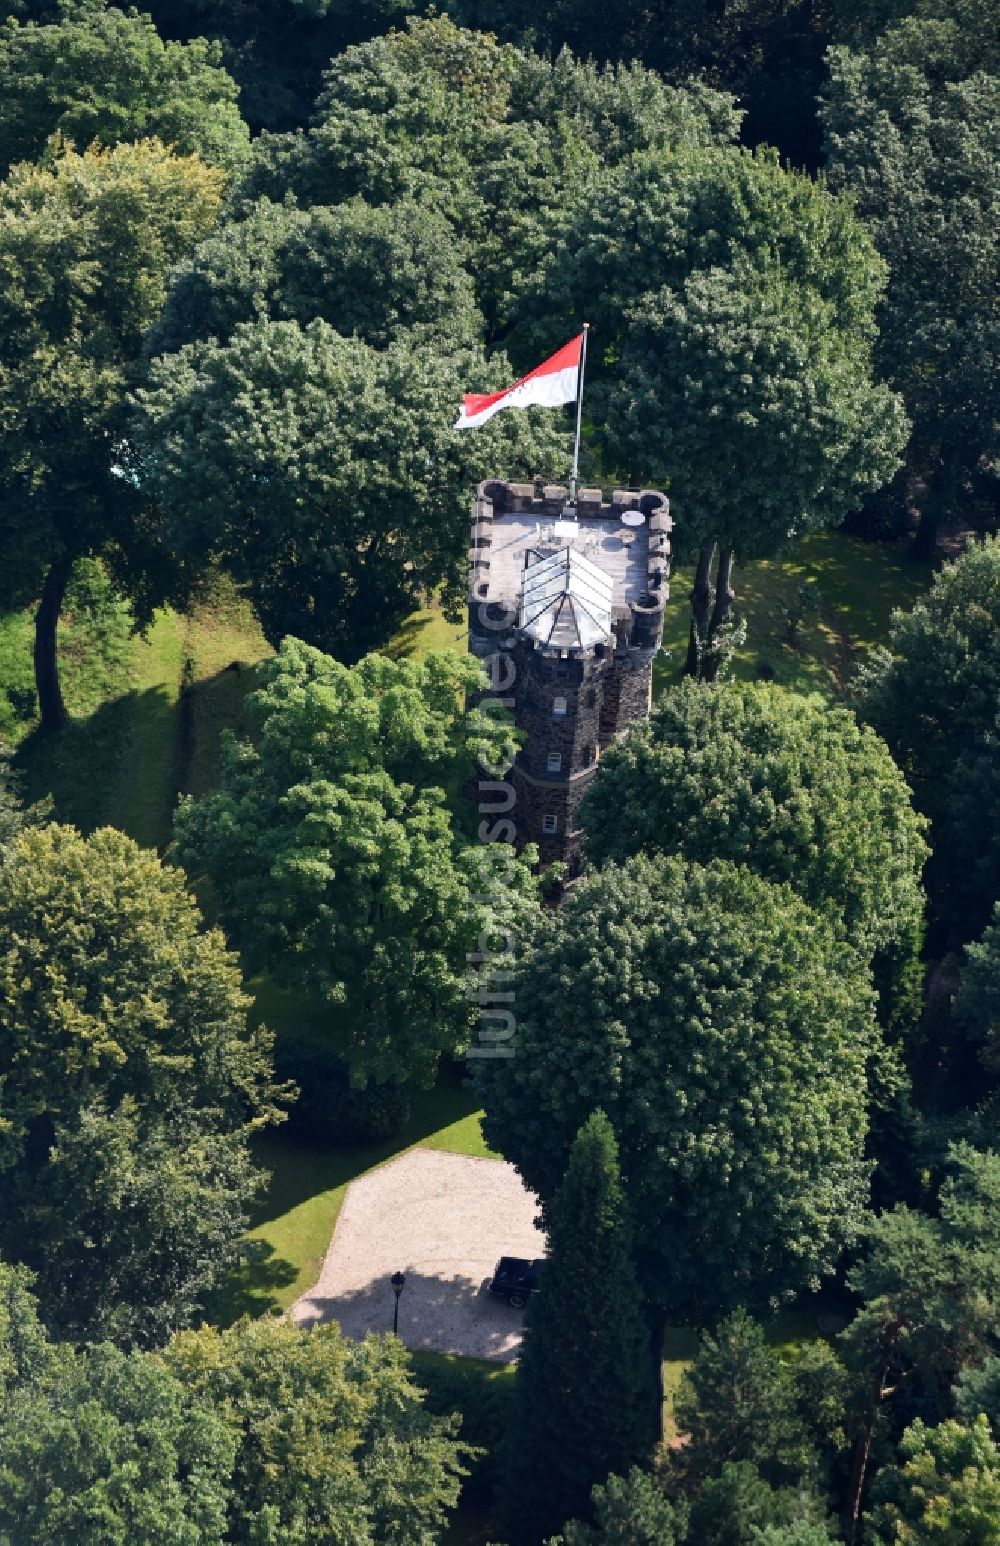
<box><xmin>584</xmin><ymin>744</ymin><xmax>596</xmax><ymax>765</ymax></box>
<box><xmin>542</xmin><ymin>814</ymin><xmax>558</xmax><ymax>834</ymax></box>
<box><xmin>552</xmin><ymin>695</ymin><xmax>567</xmax><ymax>717</ymax></box>
<box><xmin>547</xmin><ymin>752</ymin><xmax>562</xmax><ymax>772</ymax></box>
<box><xmin>586</xmin><ymin>688</ymin><xmax>597</xmax><ymax>708</ymax></box>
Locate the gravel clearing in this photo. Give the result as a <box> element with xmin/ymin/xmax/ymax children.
<box><xmin>291</xmin><ymin>1148</ymin><xmax>546</xmax><ymax>1361</ymax></box>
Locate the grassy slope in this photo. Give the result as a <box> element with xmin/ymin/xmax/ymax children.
<box><xmin>12</xmin><ymin>578</ymin><xmax>270</xmax><ymax>845</ymax></box>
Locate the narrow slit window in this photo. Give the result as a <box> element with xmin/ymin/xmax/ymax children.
<box><xmin>552</xmin><ymin>695</ymin><xmax>567</xmax><ymax>717</ymax></box>
<box><xmin>542</xmin><ymin>814</ymin><xmax>558</xmax><ymax>834</ymax></box>
<box><xmin>547</xmin><ymin>752</ymin><xmax>562</xmax><ymax>772</ymax></box>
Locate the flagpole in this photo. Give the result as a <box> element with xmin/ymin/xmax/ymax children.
<box><xmin>568</xmin><ymin>323</ymin><xmax>589</xmax><ymax>505</ymax></box>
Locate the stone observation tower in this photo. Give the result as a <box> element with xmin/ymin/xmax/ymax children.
<box><xmin>468</xmin><ymin>479</ymin><xmax>671</xmax><ymax>870</ymax></box>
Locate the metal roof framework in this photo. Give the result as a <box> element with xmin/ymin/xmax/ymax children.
<box><xmin>519</xmin><ymin>546</ymin><xmax>614</xmax><ymax>650</ymax></box>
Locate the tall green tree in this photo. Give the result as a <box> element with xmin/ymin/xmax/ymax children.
<box><xmin>956</xmin><ymin>1358</ymin><xmax>1000</xmax><ymax>1438</ymax></box>
<box><xmin>0</xmin><ymin>138</ymin><xmax>225</xmax><ymax>730</ymax></box>
<box><xmin>838</xmin><ymin>1144</ymin><xmax>1000</xmax><ymax>1541</ymax></box>
<box><xmin>552</xmin><ymin>1468</ymin><xmax>688</xmax><ymax>1546</ymax></box>
<box><xmin>141</xmin><ymin>0</ymin><xmax>419</xmax><ymax>134</ymax></box>
<box><xmin>0</xmin><ymin>1259</ymin><xmax>55</xmax><ymax>1396</ymax></box>
<box><xmin>822</xmin><ymin>0</ymin><xmax>999</xmax><ymax>552</ymax></box>
<box><xmin>445</xmin><ymin>0</ymin><xmax>838</xmax><ymax>163</ymax></box>
<box><xmin>0</xmin><ymin>0</ymin><xmax>249</xmax><ymax>174</ymax></box>
<box><xmin>865</xmin><ymin>1416</ymin><xmax>1000</xmax><ymax>1545</ymax></box>
<box><xmin>0</xmin><ymin>823</ymin><xmax>283</xmax><ymax>1345</ymax></box>
<box><xmin>532</xmin><ymin>143</ymin><xmax>906</xmax><ymax>669</ymax></box>
<box><xmin>133</xmin><ymin>318</ymin><xmax>567</xmax><ymax>663</ymax></box>
<box><xmin>148</xmin><ymin>194</ymin><xmax>483</xmax><ymax>357</ymax></box>
<box><xmin>855</xmin><ymin>536</ymin><xmax>1000</xmax><ymax>947</ymax></box>
<box><xmin>582</xmin><ymin>681</ymin><xmax>927</xmax><ymax>1036</ymax></box>
<box><xmin>173</xmin><ymin>638</ymin><xmax>541</xmax><ymax>1088</ymax></box>
<box><xmin>671</xmin><ymin>1311</ymin><xmax>845</xmax><ymax>1494</ymax></box>
<box><xmin>751</xmin><ymin>1526</ymin><xmax>837</xmax><ymax>1545</ymax></box>
<box><xmin>0</xmin><ymin>1337</ymin><xmax>237</xmax><ymax>1545</ymax></box>
<box><xmin>684</xmin><ymin>1462</ymin><xmax>837</xmax><ymax>1546</ymax></box>
<box><xmin>163</xmin><ymin>1316</ymin><xmax>468</xmax><ymax>1544</ymax></box>
<box><xmin>496</xmin><ymin>1112</ymin><xmax>656</xmax><ymax>1545</ymax></box>
<box><xmin>956</xmin><ymin>904</ymin><xmax>1000</xmax><ymax>1081</ymax></box>
<box><xmin>480</xmin><ymin>857</ymin><xmax>877</xmax><ymax>1319</ymax></box>
<box><xmin>235</xmin><ymin>17</ymin><xmax>739</xmax><ymax>334</ymax></box>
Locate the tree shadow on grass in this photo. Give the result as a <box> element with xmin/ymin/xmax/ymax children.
<box><xmin>211</xmin><ymin>1236</ymin><xmax>300</xmax><ymax>1321</ymax></box>
<box><xmin>15</xmin><ymin>684</ymin><xmax>181</xmax><ymax>844</ymax></box>
<box><xmin>381</xmin><ymin>613</ymin><xmax>430</xmax><ymax>660</ymax></box>
<box><xmin>249</xmin><ymin>1065</ymin><xmax>486</xmax><ymax>1230</ymax></box>
<box><xmin>14</xmin><ymin>658</ymin><xmax>269</xmax><ymax>850</ymax></box>
<box><xmin>180</xmin><ymin>658</ymin><xmax>264</xmax><ymax>800</ymax></box>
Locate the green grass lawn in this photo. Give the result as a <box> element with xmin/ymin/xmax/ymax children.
<box><xmin>3</xmin><ymin>532</ymin><xmax>931</xmax><ymax>848</ymax></box>
<box><xmin>654</xmin><ymin>531</ymin><xmax>931</xmax><ymax>701</ymax></box>
<box><xmin>10</xmin><ymin>574</ymin><xmax>270</xmax><ymax>844</ymax></box>
<box><xmin>384</xmin><ymin>597</ymin><xmax>467</xmax><ymax>659</ymax></box>
<box><xmin>226</xmin><ymin>965</ymin><xmax>495</xmax><ymax>1322</ymax></box>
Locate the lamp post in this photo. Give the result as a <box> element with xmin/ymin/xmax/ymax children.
<box><xmin>390</xmin><ymin>1271</ymin><xmax>406</xmax><ymax>1335</ymax></box>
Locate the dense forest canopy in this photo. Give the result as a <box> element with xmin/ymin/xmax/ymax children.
<box><xmin>0</xmin><ymin>0</ymin><xmax>996</xmax><ymax>1543</ymax></box>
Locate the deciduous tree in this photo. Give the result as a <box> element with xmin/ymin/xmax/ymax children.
<box><xmin>480</xmin><ymin>857</ymin><xmax>877</xmax><ymax>1319</ymax></box>
<box><xmin>0</xmin><ymin>823</ymin><xmax>282</xmax><ymax>1345</ymax></box>
<box><xmin>855</xmin><ymin>536</ymin><xmax>1000</xmax><ymax>947</ymax></box>
<box><xmin>148</xmin><ymin>195</ymin><xmax>483</xmax><ymax>356</ymax></box>
<box><xmin>865</xmin><ymin>1416</ymin><xmax>1000</xmax><ymax>1545</ymax></box>
<box><xmin>0</xmin><ymin>0</ymin><xmax>249</xmax><ymax>174</ymax></box>
<box><xmin>0</xmin><ymin>1338</ymin><xmax>237</xmax><ymax>1545</ymax></box>
<box><xmin>236</xmin><ymin>17</ymin><xmax>739</xmax><ymax>334</ymax></box>
<box><xmin>822</xmin><ymin>1</ymin><xmax>999</xmax><ymax>551</ymax></box>
<box><xmin>0</xmin><ymin>138</ymin><xmax>225</xmax><ymax>729</ymax></box>
<box><xmin>163</xmin><ymin>1316</ymin><xmax>468</xmax><ymax>1544</ymax></box>
<box><xmin>583</xmin><ymin>681</ymin><xmax>927</xmax><ymax>1036</ymax></box>
<box><xmin>0</xmin><ymin>1259</ymin><xmax>54</xmax><ymax>1396</ymax></box>
<box><xmin>173</xmin><ymin>638</ymin><xmax>542</xmax><ymax>1088</ymax></box>
<box><xmin>133</xmin><ymin>318</ymin><xmax>567</xmax><ymax>662</ymax></box>
<box><xmin>534</xmin><ymin>143</ymin><xmax>906</xmax><ymax>668</ymax></box>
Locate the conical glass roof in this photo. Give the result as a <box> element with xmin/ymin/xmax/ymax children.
<box><xmin>519</xmin><ymin>546</ymin><xmax>613</xmax><ymax>650</ymax></box>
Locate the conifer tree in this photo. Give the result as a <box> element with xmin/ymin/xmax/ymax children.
<box><xmin>496</xmin><ymin>1111</ymin><xmax>656</xmax><ymax>1545</ymax></box>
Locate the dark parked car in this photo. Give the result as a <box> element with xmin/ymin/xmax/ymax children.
<box><xmin>488</xmin><ymin>1256</ymin><xmax>542</xmax><ymax>1309</ymax></box>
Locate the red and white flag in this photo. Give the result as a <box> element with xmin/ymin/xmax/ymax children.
<box><xmin>454</xmin><ymin>333</ymin><xmax>583</xmax><ymax>429</ymax></box>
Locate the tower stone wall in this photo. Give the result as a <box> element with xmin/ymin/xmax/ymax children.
<box><xmin>466</xmin><ymin>479</ymin><xmax>671</xmax><ymax>871</ymax></box>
